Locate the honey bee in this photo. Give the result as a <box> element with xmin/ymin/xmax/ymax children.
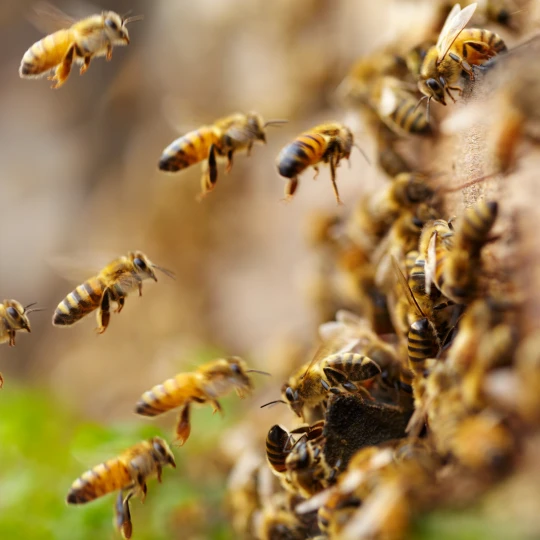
<box><xmin>372</xmin><ymin>77</ymin><xmax>432</xmax><ymax>136</ymax></box>
<box><xmin>257</xmin><ymin>506</ymin><xmax>309</xmax><ymax>540</ymax></box>
<box><xmin>418</xmin><ymin>3</ymin><xmax>507</xmax><ymax>112</ymax></box>
<box><xmin>135</xmin><ymin>357</ymin><xmax>269</xmax><ymax>446</ymax></box>
<box><xmin>276</xmin><ymin>122</ymin><xmax>363</xmax><ymax>205</ymax></box>
<box><xmin>273</xmin><ymin>352</ymin><xmax>381</xmax><ymax>420</ymax></box>
<box><xmin>0</xmin><ymin>300</ymin><xmax>39</xmax><ymax>347</ymax></box>
<box><xmin>19</xmin><ymin>8</ymin><xmax>142</xmax><ymax>89</ymax></box>
<box><xmin>67</xmin><ymin>437</ymin><xmax>176</xmax><ymax>539</ymax></box>
<box><xmin>52</xmin><ymin>251</ymin><xmax>174</xmax><ymax>334</ymax></box>
<box><xmin>159</xmin><ymin>112</ymin><xmax>286</xmax><ymax>199</ymax></box>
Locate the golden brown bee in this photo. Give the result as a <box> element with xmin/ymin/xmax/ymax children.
<box><xmin>135</xmin><ymin>357</ymin><xmax>269</xmax><ymax>446</ymax></box>
<box><xmin>67</xmin><ymin>437</ymin><xmax>176</xmax><ymax>539</ymax></box>
<box><xmin>277</xmin><ymin>352</ymin><xmax>381</xmax><ymax>420</ymax></box>
<box><xmin>159</xmin><ymin>112</ymin><xmax>286</xmax><ymax>199</ymax></box>
<box><xmin>372</xmin><ymin>77</ymin><xmax>431</xmax><ymax>136</ymax></box>
<box><xmin>52</xmin><ymin>251</ymin><xmax>174</xmax><ymax>334</ymax></box>
<box><xmin>276</xmin><ymin>122</ymin><xmax>359</xmax><ymax>205</ymax></box>
<box><xmin>19</xmin><ymin>9</ymin><xmax>141</xmax><ymax>89</ymax></box>
<box><xmin>0</xmin><ymin>300</ymin><xmax>38</xmax><ymax>347</ymax></box>
<box><xmin>418</xmin><ymin>3</ymin><xmax>507</xmax><ymax>110</ymax></box>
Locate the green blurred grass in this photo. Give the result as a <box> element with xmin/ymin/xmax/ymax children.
<box><xmin>0</xmin><ymin>381</ymin><xmax>237</xmax><ymax>540</ymax></box>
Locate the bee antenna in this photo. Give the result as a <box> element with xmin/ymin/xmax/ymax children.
<box><xmin>246</xmin><ymin>369</ymin><xmax>272</xmax><ymax>376</ymax></box>
<box><xmin>124</xmin><ymin>14</ymin><xmax>144</xmax><ymax>25</ymax></box>
<box><xmin>263</xmin><ymin>119</ymin><xmax>289</xmax><ymax>128</ymax></box>
<box><xmin>353</xmin><ymin>143</ymin><xmax>370</xmax><ymax>165</ymax></box>
<box><xmin>260</xmin><ymin>400</ymin><xmax>286</xmax><ymax>409</ymax></box>
<box><xmin>24</xmin><ymin>302</ymin><xmax>38</xmax><ymax>310</ymax></box>
<box><xmin>442</xmin><ymin>171</ymin><xmax>500</xmax><ymax>193</ymax></box>
<box><xmin>152</xmin><ymin>265</ymin><xmax>176</xmax><ymax>280</ymax></box>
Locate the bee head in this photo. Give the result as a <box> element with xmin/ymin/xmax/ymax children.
<box><xmin>418</xmin><ymin>78</ymin><xmax>446</xmax><ymax>106</ymax></box>
<box><xmin>130</xmin><ymin>251</ymin><xmax>157</xmax><ymax>282</ymax></box>
<box><xmin>246</xmin><ymin>112</ymin><xmax>267</xmax><ymax>143</ymax></box>
<box><xmin>282</xmin><ymin>383</ymin><xmax>302</xmax><ymax>418</ymax></box>
<box><xmin>151</xmin><ymin>437</ymin><xmax>176</xmax><ymax>468</ymax></box>
<box><xmin>339</xmin><ymin>126</ymin><xmax>355</xmax><ymax>158</ymax></box>
<box><xmin>103</xmin><ymin>12</ymin><xmax>131</xmax><ymax>45</ymax></box>
<box><xmin>226</xmin><ymin>356</ymin><xmax>254</xmax><ymax>389</ymax></box>
<box><xmin>3</xmin><ymin>299</ymin><xmax>31</xmax><ymax>333</ymax></box>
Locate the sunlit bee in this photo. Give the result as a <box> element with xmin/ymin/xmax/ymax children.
<box><xmin>19</xmin><ymin>9</ymin><xmax>141</xmax><ymax>89</ymax></box>
<box><xmin>159</xmin><ymin>112</ymin><xmax>286</xmax><ymax>199</ymax></box>
<box><xmin>52</xmin><ymin>251</ymin><xmax>174</xmax><ymax>334</ymax></box>
<box><xmin>135</xmin><ymin>357</ymin><xmax>269</xmax><ymax>445</ymax></box>
<box><xmin>418</xmin><ymin>3</ymin><xmax>507</xmax><ymax>111</ymax></box>
<box><xmin>276</xmin><ymin>122</ymin><xmax>361</xmax><ymax>205</ymax></box>
<box><xmin>67</xmin><ymin>437</ymin><xmax>175</xmax><ymax>538</ymax></box>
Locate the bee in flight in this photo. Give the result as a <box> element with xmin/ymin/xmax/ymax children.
<box><xmin>52</xmin><ymin>251</ymin><xmax>174</xmax><ymax>334</ymax></box>
<box><xmin>67</xmin><ymin>437</ymin><xmax>176</xmax><ymax>539</ymax></box>
<box><xmin>158</xmin><ymin>112</ymin><xmax>286</xmax><ymax>200</ymax></box>
<box><xmin>135</xmin><ymin>356</ymin><xmax>270</xmax><ymax>445</ymax></box>
<box><xmin>276</xmin><ymin>122</ymin><xmax>368</xmax><ymax>205</ymax></box>
<box><xmin>19</xmin><ymin>5</ymin><xmax>142</xmax><ymax>89</ymax></box>
<box><xmin>418</xmin><ymin>3</ymin><xmax>507</xmax><ymax>114</ymax></box>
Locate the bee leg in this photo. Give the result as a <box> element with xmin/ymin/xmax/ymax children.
<box><xmin>283</xmin><ymin>177</ymin><xmax>298</xmax><ymax>202</ymax></box>
<box><xmin>106</xmin><ymin>45</ymin><xmax>113</xmax><ymax>61</ymax></box>
<box><xmin>156</xmin><ymin>464</ymin><xmax>163</xmax><ymax>483</ymax></box>
<box><xmin>115</xmin><ymin>491</ymin><xmax>133</xmax><ymax>539</ymax></box>
<box><xmin>211</xmin><ymin>400</ymin><xmax>224</xmax><ymax>416</ymax></box>
<box><xmin>8</xmin><ymin>330</ymin><xmax>15</xmax><ymax>347</ymax></box>
<box><xmin>312</xmin><ymin>166</ymin><xmax>320</xmax><ymax>180</ymax></box>
<box><xmin>0</xmin><ymin>372</ymin><xmax>3</xmax><ymax>388</ymax></box>
<box><xmin>448</xmin><ymin>51</ymin><xmax>475</xmax><ymax>80</ymax></box>
<box><xmin>225</xmin><ymin>149</ymin><xmax>234</xmax><ymax>172</ymax></box>
<box><xmin>329</xmin><ymin>156</ymin><xmax>343</xmax><ymax>206</ymax></box>
<box><xmin>49</xmin><ymin>43</ymin><xmax>76</xmax><ymax>89</ymax></box>
<box><xmin>79</xmin><ymin>56</ymin><xmax>91</xmax><ymax>75</ymax></box>
<box><xmin>208</xmin><ymin>144</ymin><xmax>218</xmax><ymax>186</ymax></box>
<box><xmin>115</xmin><ymin>296</ymin><xmax>126</xmax><ymax>314</ymax></box>
<box><xmin>175</xmin><ymin>403</ymin><xmax>192</xmax><ymax>446</ymax></box>
<box><xmin>96</xmin><ymin>289</ymin><xmax>111</xmax><ymax>334</ymax></box>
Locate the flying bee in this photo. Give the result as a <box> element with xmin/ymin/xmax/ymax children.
<box><xmin>418</xmin><ymin>3</ymin><xmax>507</xmax><ymax>113</ymax></box>
<box><xmin>135</xmin><ymin>357</ymin><xmax>269</xmax><ymax>446</ymax></box>
<box><xmin>67</xmin><ymin>437</ymin><xmax>176</xmax><ymax>539</ymax></box>
<box><xmin>19</xmin><ymin>7</ymin><xmax>142</xmax><ymax>89</ymax></box>
<box><xmin>276</xmin><ymin>122</ymin><xmax>366</xmax><ymax>205</ymax></box>
<box><xmin>372</xmin><ymin>77</ymin><xmax>431</xmax><ymax>136</ymax></box>
<box><xmin>0</xmin><ymin>300</ymin><xmax>41</xmax><ymax>347</ymax></box>
<box><xmin>159</xmin><ymin>112</ymin><xmax>286</xmax><ymax>199</ymax></box>
<box><xmin>52</xmin><ymin>251</ymin><xmax>174</xmax><ymax>334</ymax></box>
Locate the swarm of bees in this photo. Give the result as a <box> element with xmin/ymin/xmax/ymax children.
<box><xmin>7</xmin><ymin>0</ymin><xmax>540</xmax><ymax>538</ymax></box>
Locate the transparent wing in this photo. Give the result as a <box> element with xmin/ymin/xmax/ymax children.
<box><xmin>424</xmin><ymin>232</ymin><xmax>437</xmax><ymax>296</ymax></box>
<box><xmin>47</xmin><ymin>253</ymin><xmax>114</xmax><ymax>282</ymax></box>
<box><xmin>391</xmin><ymin>255</ymin><xmax>424</xmax><ymax>319</ymax></box>
<box><xmin>436</xmin><ymin>3</ymin><xmax>477</xmax><ymax>64</ymax></box>
<box><xmin>26</xmin><ymin>1</ymin><xmax>77</xmax><ymax>34</ymax></box>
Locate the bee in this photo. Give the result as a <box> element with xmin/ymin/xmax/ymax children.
<box><xmin>257</xmin><ymin>507</ymin><xmax>309</xmax><ymax>540</ymax></box>
<box><xmin>67</xmin><ymin>437</ymin><xmax>176</xmax><ymax>539</ymax></box>
<box><xmin>418</xmin><ymin>3</ymin><xmax>507</xmax><ymax>112</ymax></box>
<box><xmin>372</xmin><ymin>77</ymin><xmax>431</xmax><ymax>136</ymax></box>
<box><xmin>158</xmin><ymin>112</ymin><xmax>286</xmax><ymax>199</ymax></box>
<box><xmin>19</xmin><ymin>8</ymin><xmax>142</xmax><ymax>89</ymax></box>
<box><xmin>52</xmin><ymin>251</ymin><xmax>174</xmax><ymax>334</ymax></box>
<box><xmin>135</xmin><ymin>357</ymin><xmax>269</xmax><ymax>446</ymax></box>
<box><xmin>0</xmin><ymin>300</ymin><xmax>39</xmax><ymax>347</ymax></box>
<box><xmin>276</xmin><ymin>122</ymin><xmax>363</xmax><ymax>205</ymax></box>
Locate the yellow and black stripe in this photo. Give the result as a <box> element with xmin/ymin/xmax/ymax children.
<box><xmin>19</xmin><ymin>30</ymin><xmax>72</xmax><ymax>77</ymax></box>
<box><xmin>277</xmin><ymin>133</ymin><xmax>328</xmax><ymax>179</ymax></box>
<box><xmin>158</xmin><ymin>127</ymin><xmax>218</xmax><ymax>172</ymax></box>
<box><xmin>266</xmin><ymin>425</ymin><xmax>291</xmax><ymax>474</ymax></box>
<box><xmin>135</xmin><ymin>374</ymin><xmax>194</xmax><ymax>417</ymax></box>
<box><xmin>52</xmin><ymin>277</ymin><xmax>105</xmax><ymax>326</ymax></box>
<box><xmin>407</xmin><ymin>318</ymin><xmax>437</xmax><ymax>375</ymax></box>
<box><xmin>457</xmin><ymin>200</ymin><xmax>498</xmax><ymax>255</ymax></box>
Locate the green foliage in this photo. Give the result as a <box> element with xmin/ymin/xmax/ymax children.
<box><xmin>0</xmin><ymin>383</ymin><xmax>234</xmax><ymax>540</ymax></box>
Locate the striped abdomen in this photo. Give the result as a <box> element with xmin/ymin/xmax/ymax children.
<box><xmin>323</xmin><ymin>353</ymin><xmax>381</xmax><ymax>385</ymax></box>
<box><xmin>266</xmin><ymin>425</ymin><xmax>291</xmax><ymax>474</ymax></box>
<box><xmin>135</xmin><ymin>373</ymin><xmax>196</xmax><ymax>416</ymax></box>
<box><xmin>19</xmin><ymin>30</ymin><xmax>73</xmax><ymax>77</ymax></box>
<box><xmin>458</xmin><ymin>200</ymin><xmax>498</xmax><ymax>256</ymax></box>
<box><xmin>158</xmin><ymin>127</ymin><xmax>219</xmax><ymax>172</ymax></box>
<box><xmin>458</xmin><ymin>29</ymin><xmax>507</xmax><ymax>64</ymax></box>
<box><xmin>388</xmin><ymin>95</ymin><xmax>430</xmax><ymax>135</ymax></box>
<box><xmin>277</xmin><ymin>133</ymin><xmax>328</xmax><ymax>178</ymax></box>
<box><xmin>67</xmin><ymin>457</ymin><xmax>133</xmax><ymax>504</ymax></box>
<box><xmin>407</xmin><ymin>318</ymin><xmax>437</xmax><ymax>375</ymax></box>
<box><xmin>53</xmin><ymin>277</ymin><xmax>106</xmax><ymax>326</ymax></box>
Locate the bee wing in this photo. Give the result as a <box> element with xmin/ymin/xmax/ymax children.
<box><xmin>295</xmin><ymin>488</ymin><xmax>334</xmax><ymax>514</ymax></box>
<box><xmin>47</xmin><ymin>252</ymin><xmax>120</xmax><ymax>282</ymax></box>
<box><xmin>424</xmin><ymin>232</ymin><xmax>437</xmax><ymax>296</ymax></box>
<box><xmin>391</xmin><ymin>255</ymin><xmax>425</xmax><ymax>319</ymax></box>
<box><xmin>377</xmin><ymin>81</ymin><xmax>400</xmax><ymax>117</ymax></box>
<box><xmin>436</xmin><ymin>3</ymin><xmax>477</xmax><ymax>64</ymax></box>
<box><xmin>26</xmin><ymin>1</ymin><xmax>79</xmax><ymax>34</ymax></box>
<box><xmin>222</xmin><ymin>125</ymin><xmax>253</xmax><ymax>145</ymax></box>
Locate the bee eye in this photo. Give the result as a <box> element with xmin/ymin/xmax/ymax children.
<box><xmin>106</xmin><ymin>18</ymin><xmax>118</xmax><ymax>30</ymax></box>
<box><xmin>426</xmin><ymin>79</ymin><xmax>439</xmax><ymax>91</ymax></box>
<box><xmin>412</xmin><ymin>216</ymin><xmax>423</xmax><ymax>227</ymax></box>
<box><xmin>7</xmin><ymin>307</ymin><xmax>19</xmax><ymax>319</ymax></box>
<box><xmin>285</xmin><ymin>387</ymin><xmax>295</xmax><ymax>402</ymax></box>
<box><xmin>231</xmin><ymin>363</ymin><xmax>241</xmax><ymax>375</ymax></box>
<box><xmin>134</xmin><ymin>257</ymin><xmax>147</xmax><ymax>270</ymax></box>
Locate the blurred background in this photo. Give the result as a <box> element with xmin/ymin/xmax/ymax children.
<box><xmin>1</xmin><ymin>0</ymin><xmax>539</xmax><ymax>539</ymax></box>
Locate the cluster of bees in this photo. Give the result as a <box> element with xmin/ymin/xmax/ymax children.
<box><xmin>2</xmin><ymin>0</ymin><xmax>539</xmax><ymax>538</ymax></box>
